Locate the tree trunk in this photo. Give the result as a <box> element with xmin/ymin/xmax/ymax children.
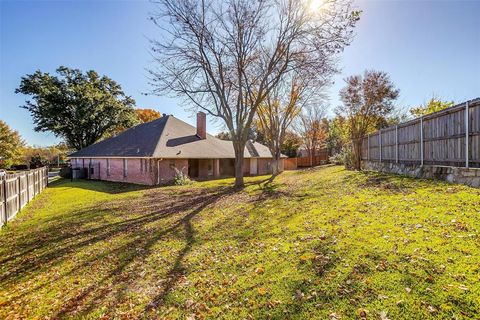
<box><xmin>272</xmin><ymin>152</ymin><xmax>281</xmax><ymax>176</ymax></box>
<box><xmin>233</xmin><ymin>141</ymin><xmax>246</xmax><ymax>188</ymax></box>
<box><xmin>310</xmin><ymin>148</ymin><xmax>315</xmax><ymax>167</ymax></box>
<box><xmin>352</xmin><ymin>139</ymin><xmax>363</xmax><ymax>170</ymax></box>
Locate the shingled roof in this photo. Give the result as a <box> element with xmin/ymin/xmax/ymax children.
<box><xmin>69</xmin><ymin>115</ymin><xmax>278</xmax><ymax>159</ymax></box>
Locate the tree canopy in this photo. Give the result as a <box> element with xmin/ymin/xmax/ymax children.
<box><xmin>256</xmin><ymin>78</ymin><xmax>303</xmax><ymax>175</ymax></box>
<box><xmin>0</xmin><ymin>120</ymin><xmax>25</xmax><ymax>168</ymax></box>
<box><xmin>337</xmin><ymin>70</ymin><xmax>399</xmax><ymax>170</ymax></box>
<box><xmin>136</xmin><ymin>108</ymin><xmax>162</xmax><ymax>123</ymax></box>
<box><xmin>16</xmin><ymin>66</ymin><xmax>138</xmax><ymax>150</ymax></box>
<box><xmin>410</xmin><ymin>96</ymin><xmax>454</xmax><ymax>117</ymax></box>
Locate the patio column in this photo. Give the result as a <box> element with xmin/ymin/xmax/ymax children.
<box><xmin>213</xmin><ymin>159</ymin><xmax>220</xmax><ymax>178</ymax></box>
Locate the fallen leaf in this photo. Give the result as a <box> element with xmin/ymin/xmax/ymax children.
<box><xmin>295</xmin><ymin>290</ymin><xmax>305</xmax><ymax>300</ymax></box>
<box><xmin>300</xmin><ymin>255</ymin><xmax>309</xmax><ymax>262</ymax></box>
<box><xmin>357</xmin><ymin>308</ymin><xmax>368</xmax><ymax>318</ymax></box>
<box><xmin>255</xmin><ymin>267</ymin><xmax>265</xmax><ymax>274</ymax></box>
<box><xmin>257</xmin><ymin>287</ymin><xmax>267</xmax><ymax>296</ymax></box>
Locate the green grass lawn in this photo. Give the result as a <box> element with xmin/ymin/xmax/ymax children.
<box><xmin>0</xmin><ymin>166</ymin><xmax>479</xmax><ymax>319</ymax></box>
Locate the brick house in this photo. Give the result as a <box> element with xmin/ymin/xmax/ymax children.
<box><xmin>69</xmin><ymin>112</ymin><xmax>284</xmax><ymax>185</ymax></box>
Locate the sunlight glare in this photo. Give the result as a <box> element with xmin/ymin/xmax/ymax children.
<box><xmin>309</xmin><ymin>0</ymin><xmax>324</xmax><ymax>12</ymax></box>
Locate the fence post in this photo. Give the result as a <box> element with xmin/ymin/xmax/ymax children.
<box><xmin>17</xmin><ymin>175</ymin><xmax>20</xmax><ymax>212</ymax></box>
<box><xmin>395</xmin><ymin>125</ymin><xmax>399</xmax><ymax>163</ymax></box>
<box><xmin>420</xmin><ymin>117</ymin><xmax>424</xmax><ymax>166</ymax></box>
<box><xmin>379</xmin><ymin>130</ymin><xmax>382</xmax><ymax>162</ymax></box>
<box><xmin>26</xmin><ymin>173</ymin><xmax>29</xmax><ymax>201</ymax></box>
<box><xmin>2</xmin><ymin>179</ymin><xmax>7</xmax><ymax>223</ymax></box>
<box><xmin>33</xmin><ymin>169</ymin><xmax>37</xmax><ymax>196</ymax></box>
<box><xmin>465</xmin><ymin>101</ymin><xmax>469</xmax><ymax>168</ymax></box>
<box><xmin>367</xmin><ymin>134</ymin><xmax>370</xmax><ymax>161</ymax></box>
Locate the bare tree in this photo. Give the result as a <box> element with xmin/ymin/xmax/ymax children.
<box><xmin>296</xmin><ymin>103</ymin><xmax>328</xmax><ymax>166</ymax></box>
<box><xmin>337</xmin><ymin>70</ymin><xmax>400</xmax><ymax>170</ymax></box>
<box><xmin>149</xmin><ymin>0</ymin><xmax>360</xmax><ymax>187</ymax></box>
<box><xmin>256</xmin><ymin>78</ymin><xmax>300</xmax><ymax>177</ymax></box>
<box><xmin>256</xmin><ymin>70</ymin><xmax>326</xmax><ymax>177</ymax></box>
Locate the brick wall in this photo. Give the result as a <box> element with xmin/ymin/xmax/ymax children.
<box><xmin>198</xmin><ymin>159</ymin><xmax>215</xmax><ymax>179</ymax></box>
<box><xmin>157</xmin><ymin>159</ymin><xmax>188</xmax><ymax>184</ymax></box>
<box><xmin>71</xmin><ymin>157</ymin><xmax>283</xmax><ymax>184</ymax></box>
<box><xmin>73</xmin><ymin>158</ymin><xmax>156</xmax><ymax>185</ymax></box>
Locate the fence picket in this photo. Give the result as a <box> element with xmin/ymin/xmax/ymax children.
<box><xmin>363</xmin><ymin>99</ymin><xmax>480</xmax><ymax>167</ymax></box>
<box><xmin>0</xmin><ymin>167</ymin><xmax>48</xmax><ymax>227</ymax></box>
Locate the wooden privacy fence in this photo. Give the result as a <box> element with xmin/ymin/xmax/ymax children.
<box><xmin>284</xmin><ymin>158</ymin><xmax>298</xmax><ymax>170</ymax></box>
<box><xmin>0</xmin><ymin>167</ymin><xmax>48</xmax><ymax>227</ymax></box>
<box><xmin>297</xmin><ymin>152</ymin><xmax>329</xmax><ymax>167</ymax></box>
<box><xmin>362</xmin><ymin>98</ymin><xmax>480</xmax><ymax>167</ymax></box>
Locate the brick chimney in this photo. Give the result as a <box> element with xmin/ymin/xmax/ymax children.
<box><xmin>196</xmin><ymin>112</ymin><xmax>207</xmax><ymax>139</ymax></box>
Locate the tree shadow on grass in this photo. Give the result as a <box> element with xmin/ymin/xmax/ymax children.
<box><xmin>342</xmin><ymin>170</ymin><xmax>420</xmax><ymax>194</ymax></box>
<box><xmin>49</xmin><ymin>178</ymin><xmax>154</xmax><ymax>194</ymax></box>
<box><xmin>0</xmin><ymin>183</ymin><xmax>238</xmax><ymax>318</ymax></box>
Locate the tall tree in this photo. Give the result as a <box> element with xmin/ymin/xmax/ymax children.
<box><xmin>337</xmin><ymin>70</ymin><xmax>399</xmax><ymax>170</ymax></box>
<box><xmin>296</xmin><ymin>104</ymin><xmax>327</xmax><ymax>166</ymax></box>
<box><xmin>149</xmin><ymin>0</ymin><xmax>360</xmax><ymax>187</ymax></box>
<box><xmin>325</xmin><ymin>116</ymin><xmax>348</xmax><ymax>156</ymax></box>
<box><xmin>0</xmin><ymin>120</ymin><xmax>25</xmax><ymax>168</ymax></box>
<box><xmin>410</xmin><ymin>96</ymin><xmax>454</xmax><ymax>117</ymax></box>
<box><xmin>16</xmin><ymin>66</ymin><xmax>138</xmax><ymax>150</ymax></box>
<box><xmin>256</xmin><ymin>77</ymin><xmax>303</xmax><ymax>176</ymax></box>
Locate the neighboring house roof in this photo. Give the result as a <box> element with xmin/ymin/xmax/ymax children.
<box><xmin>69</xmin><ymin>115</ymin><xmax>282</xmax><ymax>159</ymax></box>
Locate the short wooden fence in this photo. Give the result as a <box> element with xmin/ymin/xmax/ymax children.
<box><xmin>0</xmin><ymin>167</ymin><xmax>48</xmax><ymax>227</ymax></box>
<box><xmin>297</xmin><ymin>153</ymin><xmax>329</xmax><ymax>167</ymax></box>
<box><xmin>284</xmin><ymin>158</ymin><xmax>298</xmax><ymax>170</ymax></box>
<box><xmin>362</xmin><ymin>98</ymin><xmax>480</xmax><ymax>167</ymax></box>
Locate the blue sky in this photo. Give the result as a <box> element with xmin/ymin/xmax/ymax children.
<box><xmin>1</xmin><ymin>0</ymin><xmax>479</xmax><ymax>146</ymax></box>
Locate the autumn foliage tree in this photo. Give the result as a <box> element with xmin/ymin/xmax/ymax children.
<box><xmin>337</xmin><ymin>70</ymin><xmax>399</xmax><ymax>170</ymax></box>
<box><xmin>149</xmin><ymin>0</ymin><xmax>360</xmax><ymax>187</ymax></box>
<box><xmin>0</xmin><ymin>120</ymin><xmax>25</xmax><ymax>168</ymax></box>
<box><xmin>256</xmin><ymin>78</ymin><xmax>303</xmax><ymax>176</ymax></box>
<box><xmin>296</xmin><ymin>105</ymin><xmax>327</xmax><ymax>166</ymax></box>
<box><xmin>281</xmin><ymin>131</ymin><xmax>302</xmax><ymax>158</ymax></box>
<box><xmin>136</xmin><ymin>108</ymin><xmax>162</xmax><ymax>123</ymax></box>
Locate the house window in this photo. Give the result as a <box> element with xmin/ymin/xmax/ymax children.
<box><xmin>90</xmin><ymin>167</ymin><xmax>94</xmax><ymax>175</ymax></box>
<box><xmin>82</xmin><ymin>159</ymin><xmax>85</xmax><ymax>168</ymax></box>
<box><xmin>140</xmin><ymin>159</ymin><xmax>143</xmax><ymax>172</ymax></box>
<box><xmin>123</xmin><ymin>159</ymin><xmax>128</xmax><ymax>178</ymax></box>
<box><xmin>169</xmin><ymin>160</ymin><xmax>175</xmax><ymax>168</ymax></box>
<box><xmin>107</xmin><ymin>159</ymin><xmax>110</xmax><ymax>176</ymax></box>
<box><xmin>149</xmin><ymin>159</ymin><xmax>153</xmax><ymax>172</ymax></box>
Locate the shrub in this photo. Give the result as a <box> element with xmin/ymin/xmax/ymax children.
<box><xmin>172</xmin><ymin>167</ymin><xmax>192</xmax><ymax>185</ymax></box>
<box><xmin>329</xmin><ymin>146</ymin><xmax>355</xmax><ymax>170</ymax></box>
